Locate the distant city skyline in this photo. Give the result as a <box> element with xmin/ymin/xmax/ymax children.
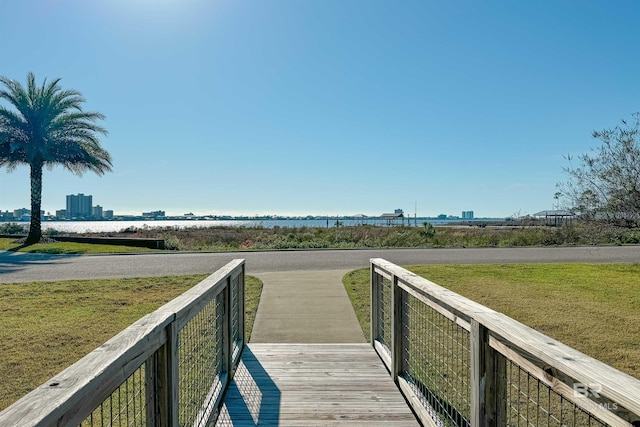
<box><xmin>2</xmin><ymin>1</ymin><xmax>639</xmax><ymax>218</ymax></box>
<box><xmin>1</xmin><ymin>194</ymin><xmax>483</xmax><ymax>220</ymax></box>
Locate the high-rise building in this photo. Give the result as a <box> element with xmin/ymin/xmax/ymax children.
<box><xmin>66</xmin><ymin>194</ymin><xmax>93</xmax><ymax>219</ymax></box>
<box><xmin>92</xmin><ymin>205</ymin><xmax>103</xmax><ymax>219</ymax></box>
<box><xmin>462</xmin><ymin>211</ymin><xmax>474</xmax><ymax>219</ymax></box>
<box><xmin>13</xmin><ymin>208</ymin><xmax>30</xmax><ymax>218</ymax></box>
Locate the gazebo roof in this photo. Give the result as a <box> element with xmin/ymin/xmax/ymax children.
<box><xmin>381</xmin><ymin>213</ymin><xmax>404</xmax><ymax>218</ymax></box>
<box><xmin>533</xmin><ymin>210</ymin><xmax>574</xmax><ymax>217</ymax></box>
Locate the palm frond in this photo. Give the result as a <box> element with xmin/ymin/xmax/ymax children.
<box><xmin>0</xmin><ymin>77</ymin><xmax>31</xmax><ymax>120</ymax></box>
<box><xmin>0</xmin><ymin>72</ymin><xmax>110</xmax><ymax>171</ymax></box>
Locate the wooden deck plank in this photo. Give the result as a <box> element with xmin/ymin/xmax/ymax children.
<box><xmin>215</xmin><ymin>343</ymin><xmax>419</xmax><ymax>426</ymax></box>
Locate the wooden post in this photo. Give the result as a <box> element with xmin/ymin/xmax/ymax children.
<box><xmin>224</xmin><ymin>277</ymin><xmax>232</xmax><ymax>390</ymax></box>
<box><xmin>471</xmin><ymin>319</ymin><xmax>505</xmax><ymax>426</ymax></box>
<box><xmin>494</xmin><ymin>349</ymin><xmax>507</xmax><ymax>424</ymax></box>
<box><xmin>370</xmin><ymin>263</ymin><xmax>378</xmax><ymax>347</ymax></box>
<box><xmin>144</xmin><ymin>355</ymin><xmax>157</xmax><ymax>427</ymax></box>
<box><xmin>237</xmin><ymin>267</ymin><xmax>246</xmax><ymax>359</ymax></box>
<box><xmin>391</xmin><ymin>274</ymin><xmax>402</xmax><ymax>382</ymax></box>
<box><xmin>401</xmin><ymin>290</ymin><xmax>410</xmax><ymax>382</ymax></box>
<box><xmin>152</xmin><ymin>320</ymin><xmax>178</xmax><ymax>427</ymax></box>
<box><xmin>470</xmin><ymin>319</ymin><xmax>484</xmax><ymax>426</ymax></box>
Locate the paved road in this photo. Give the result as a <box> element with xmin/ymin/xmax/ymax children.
<box><xmin>1</xmin><ymin>246</ymin><xmax>639</xmax><ymax>283</ymax></box>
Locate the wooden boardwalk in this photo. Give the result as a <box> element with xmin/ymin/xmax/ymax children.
<box><xmin>215</xmin><ymin>343</ymin><xmax>420</xmax><ymax>426</ymax></box>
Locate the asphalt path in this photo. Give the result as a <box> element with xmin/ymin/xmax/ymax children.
<box><xmin>1</xmin><ymin>246</ymin><xmax>640</xmax><ymax>283</ymax></box>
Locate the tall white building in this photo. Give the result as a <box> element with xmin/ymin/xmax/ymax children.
<box><xmin>66</xmin><ymin>194</ymin><xmax>93</xmax><ymax>219</ymax></box>
<box><xmin>462</xmin><ymin>211</ymin><xmax>474</xmax><ymax>219</ymax></box>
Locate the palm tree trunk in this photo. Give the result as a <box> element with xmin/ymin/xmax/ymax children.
<box><xmin>26</xmin><ymin>162</ymin><xmax>43</xmax><ymax>244</ymax></box>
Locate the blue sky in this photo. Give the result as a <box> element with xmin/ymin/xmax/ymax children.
<box><xmin>1</xmin><ymin>1</ymin><xmax>639</xmax><ymax>218</ymax></box>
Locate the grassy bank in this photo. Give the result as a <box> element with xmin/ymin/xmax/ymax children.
<box><xmin>0</xmin><ymin>237</ymin><xmax>156</xmax><ymax>253</ymax></box>
<box><xmin>343</xmin><ymin>263</ymin><xmax>640</xmax><ymax>379</ymax></box>
<box><xmin>0</xmin><ymin>274</ymin><xmax>262</xmax><ymax>411</ymax></box>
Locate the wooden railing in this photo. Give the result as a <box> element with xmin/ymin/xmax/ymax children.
<box><xmin>370</xmin><ymin>258</ymin><xmax>640</xmax><ymax>427</ymax></box>
<box><xmin>0</xmin><ymin>259</ymin><xmax>245</xmax><ymax>427</ymax></box>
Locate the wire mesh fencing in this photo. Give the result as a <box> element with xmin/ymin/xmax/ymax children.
<box><xmin>402</xmin><ymin>291</ymin><xmax>471</xmax><ymax>426</ymax></box>
<box><xmin>497</xmin><ymin>359</ymin><xmax>608</xmax><ymax>427</ymax></box>
<box><xmin>370</xmin><ymin>258</ymin><xmax>640</xmax><ymax>427</ymax></box>
<box><xmin>80</xmin><ymin>366</ymin><xmax>148</xmax><ymax>427</ymax></box>
<box><xmin>178</xmin><ymin>291</ymin><xmax>226</xmax><ymax>426</ymax></box>
<box><xmin>230</xmin><ymin>271</ymin><xmax>243</xmax><ymax>361</ymax></box>
<box><xmin>374</xmin><ymin>271</ymin><xmax>393</xmax><ymax>359</ymax></box>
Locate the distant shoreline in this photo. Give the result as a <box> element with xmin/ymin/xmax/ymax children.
<box><xmin>2</xmin><ymin>215</ymin><xmax>506</xmax><ymax>223</ymax></box>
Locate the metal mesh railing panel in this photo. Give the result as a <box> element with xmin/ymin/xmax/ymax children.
<box><xmin>498</xmin><ymin>359</ymin><xmax>608</xmax><ymax>427</ymax></box>
<box><xmin>376</xmin><ymin>274</ymin><xmax>392</xmax><ymax>357</ymax></box>
<box><xmin>401</xmin><ymin>291</ymin><xmax>471</xmax><ymax>426</ymax></box>
<box><xmin>80</xmin><ymin>364</ymin><xmax>148</xmax><ymax>426</ymax></box>
<box><xmin>178</xmin><ymin>292</ymin><xmax>226</xmax><ymax>426</ymax></box>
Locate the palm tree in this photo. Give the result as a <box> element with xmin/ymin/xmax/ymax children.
<box><xmin>0</xmin><ymin>72</ymin><xmax>112</xmax><ymax>244</ymax></box>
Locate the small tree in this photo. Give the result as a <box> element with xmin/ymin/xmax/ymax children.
<box><xmin>421</xmin><ymin>221</ymin><xmax>435</xmax><ymax>238</ymax></box>
<box><xmin>0</xmin><ymin>73</ymin><xmax>112</xmax><ymax>243</ymax></box>
<box><xmin>557</xmin><ymin>112</ymin><xmax>640</xmax><ymax>227</ymax></box>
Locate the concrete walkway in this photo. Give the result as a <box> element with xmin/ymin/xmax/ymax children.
<box><xmin>250</xmin><ymin>269</ymin><xmax>366</xmax><ymax>343</ymax></box>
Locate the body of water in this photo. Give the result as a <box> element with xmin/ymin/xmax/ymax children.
<box><xmin>2</xmin><ymin>217</ymin><xmax>505</xmax><ymax>233</ymax></box>
<box><xmin>39</xmin><ymin>219</ymin><xmax>368</xmax><ymax>233</ymax></box>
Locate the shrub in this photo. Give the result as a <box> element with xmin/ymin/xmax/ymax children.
<box><xmin>162</xmin><ymin>234</ymin><xmax>182</xmax><ymax>250</ymax></box>
<box><xmin>0</xmin><ymin>223</ymin><xmax>27</xmax><ymax>234</ymax></box>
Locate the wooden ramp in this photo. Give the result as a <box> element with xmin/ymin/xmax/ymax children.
<box><xmin>215</xmin><ymin>343</ymin><xmax>419</xmax><ymax>426</ymax></box>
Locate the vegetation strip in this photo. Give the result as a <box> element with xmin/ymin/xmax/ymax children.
<box><xmin>5</xmin><ymin>220</ymin><xmax>640</xmax><ymax>254</ymax></box>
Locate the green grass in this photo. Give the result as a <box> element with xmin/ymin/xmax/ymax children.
<box><xmin>0</xmin><ymin>274</ymin><xmax>262</xmax><ymax>411</ymax></box>
<box><xmin>0</xmin><ymin>238</ymin><xmax>157</xmax><ymax>254</ymax></box>
<box><xmin>343</xmin><ymin>263</ymin><xmax>640</xmax><ymax>379</ymax></box>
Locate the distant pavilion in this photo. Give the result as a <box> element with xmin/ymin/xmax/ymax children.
<box><xmin>380</xmin><ymin>212</ymin><xmax>405</xmax><ymax>226</ymax></box>
<box><xmin>533</xmin><ymin>210</ymin><xmax>575</xmax><ymax>226</ymax></box>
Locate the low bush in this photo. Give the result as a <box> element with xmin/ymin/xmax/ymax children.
<box><xmin>0</xmin><ymin>222</ymin><xmax>27</xmax><ymax>234</ymax></box>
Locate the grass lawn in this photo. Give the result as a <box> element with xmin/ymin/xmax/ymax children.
<box><xmin>0</xmin><ymin>274</ymin><xmax>262</xmax><ymax>411</ymax></box>
<box><xmin>0</xmin><ymin>238</ymin><xmax>158</xmax><ymax>254</ymax></box>
<box><xmin>343</xmin><ymin>263</ymin><xmax>640</xmax><ymax>379</ymax></box>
